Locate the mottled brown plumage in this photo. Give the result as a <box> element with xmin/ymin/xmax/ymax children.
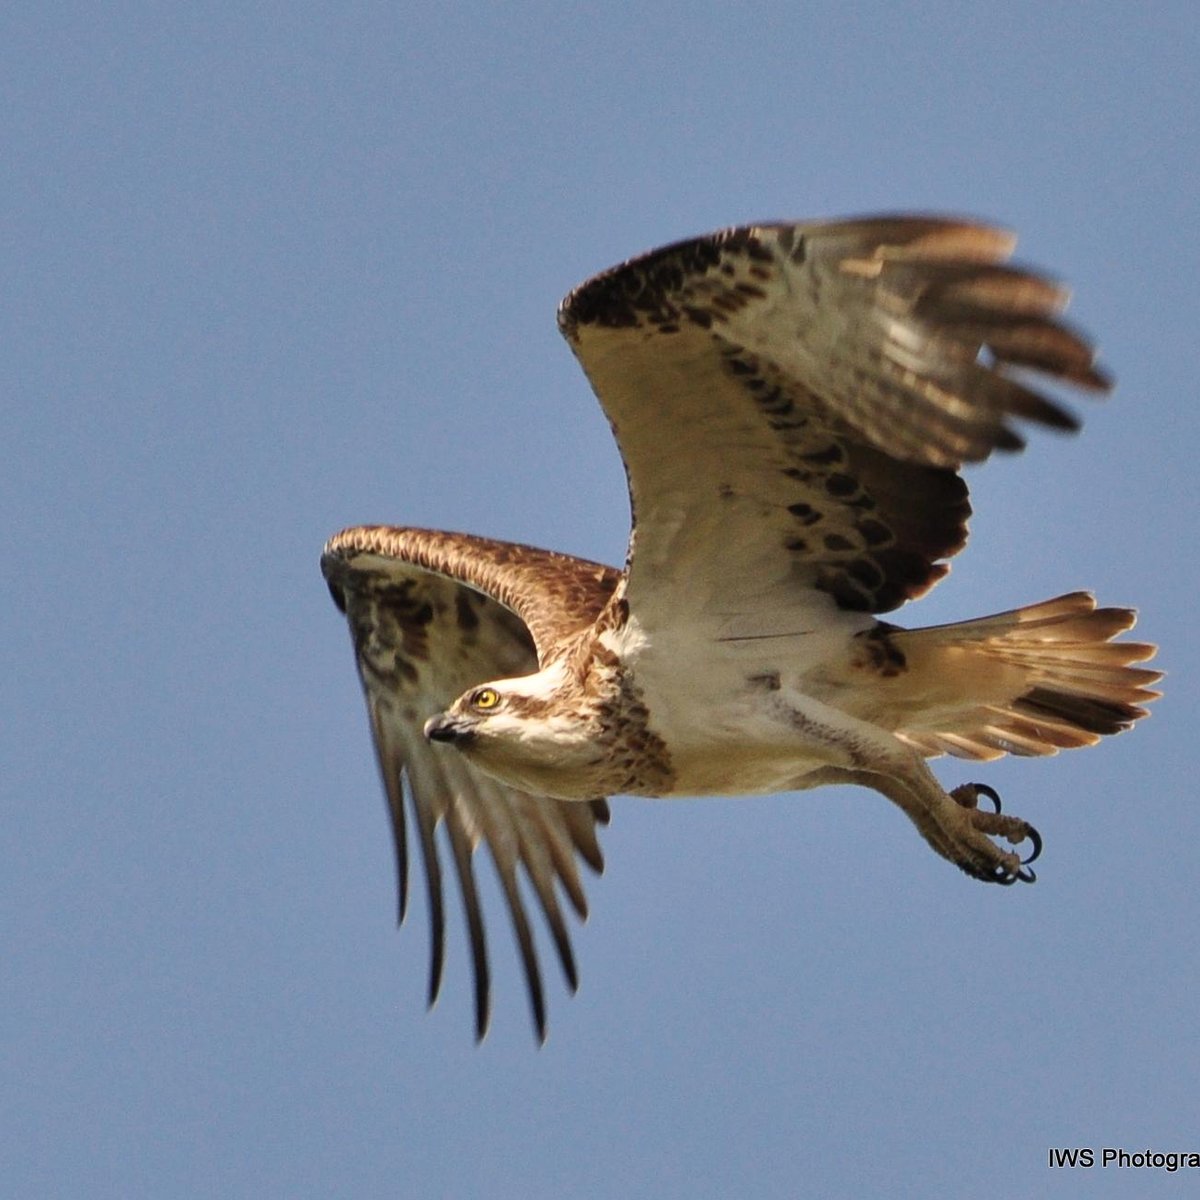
<box><xmin>322</xmin><ymin>213</ymin><xmax>1158</xmax><ymax>1042</ymax></box>
<box><xmin>558</xmin><ymin>217</ymin><xmax>1106</xmax><ymax>616</ymax></box>
<box><xmin>323</xmin><ymin>533</ymin><xmax>617</xmax><ymax>1040</ymax></box>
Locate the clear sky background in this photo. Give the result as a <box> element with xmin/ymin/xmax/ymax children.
<box><xmin>4</xmin><ymin>3</ymin><xmax>1198</xmax><ymax>1197</ymax></box>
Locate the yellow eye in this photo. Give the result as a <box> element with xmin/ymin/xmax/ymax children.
<box><xmin>472</xmin><ymin>687</ymin><xmax>501</xmax><ymax>711</ymax></box>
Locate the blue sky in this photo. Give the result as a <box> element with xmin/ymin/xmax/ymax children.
<box><xmin>4</xmin><ymin>3</ymin><xmax>1198</xmax><ymax>1196</ymax></box>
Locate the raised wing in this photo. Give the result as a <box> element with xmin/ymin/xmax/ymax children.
<box><xmin>559</xmin><ymin>215</ymin><xmax>1110</xmax><ymax>623</ymax></box>
<box><xmin>322</xmin><ymin>526</ymin><xmax>619</xmax><ymax>1040</ymax></box>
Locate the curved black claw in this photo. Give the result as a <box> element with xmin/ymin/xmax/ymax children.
<box><xmin>1022</xmin><ymin>824</ymin><xmax>1042</xmax><ymax>865</ymax></box>
<box><xmin>972</xmin><ymin>783</ymin><xmax>1002</xmax><ymax>814</ymax></box>
<box><xmin>1001</xmin><ymin>822</ymin><xmax>1042</xmax><ymax>884</ymax></box>
<box><xmin>961</xmin><ymin>859</ymin><xmax>1018</xmax><ymax>886</ymax></box>
<box><xmin>950</xmin><ymin>782</ymin><xmax>1002</xmax><ymax>813</ymax></box>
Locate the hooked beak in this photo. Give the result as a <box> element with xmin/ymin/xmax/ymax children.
<box><xmin>423</xmin><ymin>712</ymin><xmax>475</xmax><ymax>745</ymax></box>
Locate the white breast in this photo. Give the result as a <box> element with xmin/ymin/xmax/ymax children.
<box><xmin>608</xmin><ymin>609</ymin><xmax>880</xmax><ymax>797</ymax></box>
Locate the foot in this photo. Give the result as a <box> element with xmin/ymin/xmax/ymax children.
<box><xmin>948</xmin><ymin>783</ymin><xmax>1041</xmax><ymax>884</ymax></box>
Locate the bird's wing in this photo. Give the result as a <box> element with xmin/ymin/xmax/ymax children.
<box><xmin>558</xmin><ymin>215</ymin><xmax>1109</xmax><ymax>627</ymax></box>
<box><xmin>322</xmin><ymin>526</ymin><xmax>619</xmax><ymax>1040</ymax></box>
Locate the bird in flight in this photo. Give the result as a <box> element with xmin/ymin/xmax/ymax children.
<box><xmin>322</xmin><ymin>214</ymin><xmax>1159</xmax><ymax>1041</ymax></box>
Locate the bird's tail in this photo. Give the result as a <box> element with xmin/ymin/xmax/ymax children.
<box><xmin>890</xmin><ymin>592</ymin><xmax>1161</xmax><ymax>761</ymax></box>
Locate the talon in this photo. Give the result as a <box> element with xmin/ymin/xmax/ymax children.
<box><xmin>1021</xmin><ymin>824</ymin><xmax>1042</xmax><ymax>867</ymax></box>
<box><xmin>973</xmin><ymin>783</ymin><xmax>1002</xmax><ymax>814</ymax></box>
<box><xmin>1007</xmin><ymin>823</ymin><xmax>1040</xmax><ymax>883</ymax></box>
<box><xmin>984</xmin><ymin>856</ymin><xmax>1020</xmax><ymax>886</ymax></box>
<box><xmin>951</xmin><ymin>782</ymin><xmax>1002</xmax><ymax>812</ymax></box>
<box><xmin>1000</xmin><ymin>818</ymin><xmax>1041</xmax><ymax>872</ymax></box>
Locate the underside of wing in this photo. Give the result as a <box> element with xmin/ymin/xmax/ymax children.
<box><xmin>321</xmin><ymin>527</ymin><xmax>619</xmax><ymax>1040</ymax></box>
<box><xmin>559</xmin><ymin>215</ymin><xmax>1110</xmax><ymax>621</ymax></box>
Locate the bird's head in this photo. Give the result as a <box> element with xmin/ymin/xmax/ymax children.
<box><xmin>422</xmin><ymin>663</ymin><xmax>602</xmax><ymax>798</ymax></box>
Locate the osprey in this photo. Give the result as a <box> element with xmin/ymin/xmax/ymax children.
<box><xmin>322</xmin><ymin>215</ymin><xmax>1159</xmax><ymax>1041</ymax></box>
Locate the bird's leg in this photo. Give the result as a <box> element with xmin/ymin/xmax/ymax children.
<box><xmin>815</xmin><ymin>760</ymin><xmax>1042</xmax><ymax>884</ymax></box>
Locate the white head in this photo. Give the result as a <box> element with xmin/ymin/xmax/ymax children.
<box><xmin>422</xmin><ymin>663</ymin><xmax>603</xmax><ymax>798</ymax></box>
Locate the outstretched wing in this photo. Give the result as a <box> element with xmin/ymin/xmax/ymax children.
<box><xmin>559</xmin><ymin>215</ymin><xmax>1110</xmax><ymax>625</ymax></box>
<box><xmin>322</xmin><ymin>526</ymin><xmax>619</xmax><ymax>1041</ymax></box>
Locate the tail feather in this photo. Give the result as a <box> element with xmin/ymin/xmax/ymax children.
<box><xmin>892</xmin><ymin>593</ymin><xmax>1161</xmax><ymax>761</ymax></box>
